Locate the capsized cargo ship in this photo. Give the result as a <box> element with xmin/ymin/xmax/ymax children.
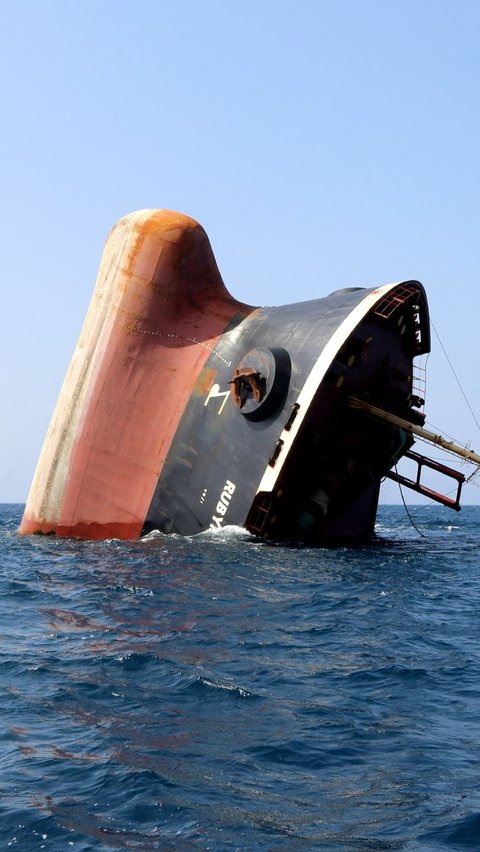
<box><xmin>19</xmin><ymin>210</ymin><xmax>480</xmax><ymax>544</ymax></box>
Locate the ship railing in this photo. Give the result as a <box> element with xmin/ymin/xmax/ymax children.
<box><xmin>412</xmin><ymin>358</ymin><xmax>427</xmax><ymax>412</ymax></box>
<box><xmin>372</xmin><ymin>283</ymin><xmax>421</xmax><ymax>319</ymax></box>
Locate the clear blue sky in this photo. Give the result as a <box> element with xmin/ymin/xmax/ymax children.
<box><xmin>1</xmin><ymin>0</ymin><xmax>479</xmax><ymax>504</ymax></box>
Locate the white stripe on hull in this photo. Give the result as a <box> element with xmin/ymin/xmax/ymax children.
<box><xmin>255</xmin><ymin>282</ymin><xmax>401</xmax><ymax>495</ymax></box>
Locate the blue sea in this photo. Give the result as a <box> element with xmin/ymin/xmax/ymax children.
<box><xmin>1</xmin><ymin>503</ymin><xmax>480</xmax><ymax>851</ymax></box>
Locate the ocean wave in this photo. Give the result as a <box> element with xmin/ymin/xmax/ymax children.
<box><xmin>2</xmin><ymin>504</ymin><xmax>480</xmax><ymax>850</ymax></box>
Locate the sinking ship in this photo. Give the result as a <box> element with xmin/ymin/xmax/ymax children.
<box><xmin>19</xmin><ymin>210</ymin><xmax>480</xmax><ymax>544</ymax></box>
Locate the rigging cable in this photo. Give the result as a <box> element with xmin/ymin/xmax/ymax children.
<box><xmin>431</xmin><ymin>319</ymin><xmax>480</xmax><ymax>486</ymax></box>
<box><xmin>431</xmin><ymin>319</ymin><xmax>480</xmax><ymax>436</ymax></box>
<box><xmin>395</xmin><ymin>466</ymin><xmax>426</xmax><ymax>537</ymax></box>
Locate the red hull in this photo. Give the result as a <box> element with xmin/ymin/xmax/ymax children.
<box><xmin>20</xmin><ymin>210</ymin><xmax>252</xmax><ymax>538</ymax></box>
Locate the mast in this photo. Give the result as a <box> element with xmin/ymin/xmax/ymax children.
<box><xmin>348</xmin><ymin>397</ymin><xmax>480</xmax><ymax>466</ymax></box>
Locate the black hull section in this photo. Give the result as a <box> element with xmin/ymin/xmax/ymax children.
<box><xmin>143</xmin><ymin>280</ymin><xmax>430</xmax><ymax>544</ymax></box>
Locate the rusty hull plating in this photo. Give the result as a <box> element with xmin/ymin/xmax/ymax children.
<box><xmin>20</xmin><ymin>210</ymin><xmax>253</xmax><ymax>539</ymax></box>
<box><xmin>21</xmin><ymin>210</ymin><xmax>434</xmax><ymax>543</ymax></box>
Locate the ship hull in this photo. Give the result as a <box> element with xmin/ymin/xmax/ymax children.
<box><xmin>20</xmin><ymin>210</ymin><xmax>430</xmax><ymax>544</ymax></box>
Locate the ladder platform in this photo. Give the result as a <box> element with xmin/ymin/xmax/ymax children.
<box><xmin>386</xmin><ymin>450</ymin><xmax>465</xmax><ymax>511</ymax></box>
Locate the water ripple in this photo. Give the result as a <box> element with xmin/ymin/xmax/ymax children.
<box><xmin>2</xmin><ymin>504</ymin><xmax>480</xmax><ymax>849</ymax></box>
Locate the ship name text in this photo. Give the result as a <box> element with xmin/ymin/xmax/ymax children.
<box><xmin>210</xmin><ymin>480</ymin><xmax>236</xmax><ymax>529</ymax></box>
